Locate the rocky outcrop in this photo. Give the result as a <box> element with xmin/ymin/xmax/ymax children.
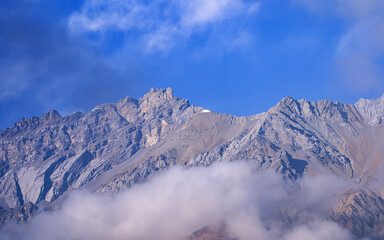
<box><xmin>331</xmin><ymin>189</ymin><xmax>384</xmax><ymax>239</ymax></box>
<box><xmin>0</xmin><ymin>88</ymin><xmax>384</xmax><ymax>238</ymax></box>
<box><xmin>187</xmin><ymin>223</ymin><xmax>235</xmax><ymax>240</ymax></box>
<box><xmin>355</xmin><ymin>94</ymin><xmax>384</xmax><ymax>125</ymax></box>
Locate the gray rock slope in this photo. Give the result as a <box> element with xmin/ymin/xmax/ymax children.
<box><xmin>1</xmin><ymin>88</ymin><xmax>384</xmax><ymax>237</ymax></box>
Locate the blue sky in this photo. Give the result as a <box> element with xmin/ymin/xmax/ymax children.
<box><xmin>1</xmin><ymin>0</ymin><xmax>384</xmax><ymax>129</ymax></box>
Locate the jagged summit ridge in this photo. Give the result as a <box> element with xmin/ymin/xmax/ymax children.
<box><xmin>355</xmin><ymin>94</ymin><xmax>384</xmax><ymax>124</ymax></box>
<box><xmin>272</xmin><ymin>95</ymin><xmax>363</xmax><ymax>123</ymax></box>
<box><xmin>3</xmin><ymin>89</ymin><xmax>384</xmax><ymax>136</ymax></box>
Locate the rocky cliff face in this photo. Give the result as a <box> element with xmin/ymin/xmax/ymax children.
<box><xmin>1</xmin><ymin>88</ymin><xmax>384</xmax><ymax>238</ymax></box>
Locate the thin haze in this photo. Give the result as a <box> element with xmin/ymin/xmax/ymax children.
<box><xmin>0</xmin><ymin>162</ymin><xmax>354</xmax><ymax>240</ymax></box>
<box><xmin>0</xmin><ymin>0</ymin><xmax>384</xmax><ymax>129</ymax></box>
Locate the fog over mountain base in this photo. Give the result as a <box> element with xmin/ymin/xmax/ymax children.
<box><xmin>0</xmin><ymin>162</ymin><xmax>356</xmax><ymax>240</ymax></box>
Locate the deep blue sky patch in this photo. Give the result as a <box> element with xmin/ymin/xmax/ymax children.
<box><xmin>1</xmin><ymin>0</ymin><xmax>384</xmax><ymax>129</ymax></box>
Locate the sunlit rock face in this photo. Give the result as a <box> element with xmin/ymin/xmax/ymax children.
<box><xmin>0</xmin><ymin>88</ymin><xmax>384</xmax><ymax>238</ymax></box>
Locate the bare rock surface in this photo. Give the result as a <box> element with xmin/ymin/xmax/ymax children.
<box><xmin>0</xmin><ymin>88</ymin><xmax>384</xmax><ymax>238</ymax></box>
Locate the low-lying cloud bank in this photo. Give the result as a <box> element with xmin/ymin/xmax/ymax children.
<box><xmin>0</xmin><ymin>162</ymin><xmax>356</xmax><ymax>240</ymax></box>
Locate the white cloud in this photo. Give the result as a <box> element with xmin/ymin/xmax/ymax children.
<box><xmin>283</xmin><ymin>221</ymin><xmax>352</xmax><ymax>240</ymax></box>
<box><xmin>68</xmin><ymin>0</ymin><xmax>151</xmax><ymax>32</ymax></box>
<box><xmin>0</xmin><ymin>162</ymin><xmax>354</xmax><ymax>240</ymax></box>
<box><xmin>179</xmin><ymin>0</ymin><xmax>244</xmax><ymax>27</ymax></box>
<box><xmin>68</xmin><ymin>0</ymin><xmax>260</xmax><ymax>53</ymax></box>
<box><xmin>143</xmin><ymin>24</ymin><xmax>179</xmax><ymax>53</ymax></box>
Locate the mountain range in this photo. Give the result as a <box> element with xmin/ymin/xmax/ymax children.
<box><xmin>1</xmin><ymin>88</ymin><xmax>384</xmax><ymax>239</ymax></box>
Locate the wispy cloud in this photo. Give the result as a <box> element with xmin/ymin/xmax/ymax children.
<box><xmin>336</xmin><ymin>19</ymin><xmax>384</xmax><ymax>91</ymax></box>
<box><xmin>294</xmin><ymin>0</ymin><xmax>384</xmax><ymax>93</ymax></box>
<box><xmin>0</xmin><ymin>162</ymin><xmax>353</xmax><ymax>240</ymax></box>
<box><xmin>0</xmin><ymin>1</ymin><xmax>145</xmax><ymax>128</ymax></box>
<box><xmin>68</xmin><ymin>0</ymin><xmax>260</xmax><ymax>53</ymax></box>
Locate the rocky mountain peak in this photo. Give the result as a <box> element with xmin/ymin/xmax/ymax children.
<box><xmin>271</xmin><ymin>95</ymin><xmax>307</xmax><ymax>116</ymax></box>
<box><xmin>278</xmin><ymin>95</ymin><xmax>296</xmax><ymax>105</ymax></box>
<box><xmin>141</xmin><ymin>87</ymin><xmax>173</xmax><ymax>102</ymax></box>
<box><xmin>40</xmin><ymin>110</ymin><xmax>62</xmax><ymax>122</ymax></box>
<box><xmin>270</xmin><ymin>96</ymin><xmax>363</xmax><ymax>123</ymax></box>
<box><xmin>63</xmin><ymin>111</ymin><xmax>84</xmax><ymax>122</ymax></box>
<box><xmin>115</xmin><ymin>87</ymin><xmax>191</xmax><ymax>123</ymax></box>
<box><xmin>139</xmin><ymin>87</ymin><xmax>175</xmax><ymax>113</ymax></box>
<box><xmin>355</xmin><ymin>94</ymin><xmax>384</xmax><ymax>124</ymax></box>
<box><xmin>137</xmin><ymin>87</ymin><xmax>192</xmax><ymax>121</ymax></box>
<box><xmin>0</xmin><ymin>110</ymin><xmax>63</xmax><ymax>139</ymax></box>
